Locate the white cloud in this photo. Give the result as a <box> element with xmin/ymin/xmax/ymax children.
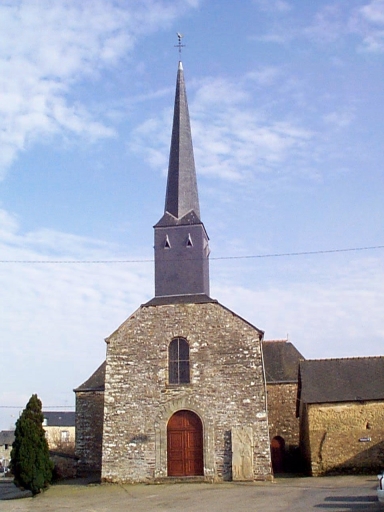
<box><xmin>131</xmin><ymin>73</ymin><xmax>314</xmax><ymax>182</ymax></box>
<box><xmin>350</xmin><ymin>0</ymin><xmax>384</xmax><ymax>52</ymax></box>
<box><xmin>254</xmin><ymin>2</ymin><xmax>384</xmax><ymax>53</ymax></box>
<box><xmin>253</xmin><ymin>0</ymin><xmax>292</xmax><ymax>13</ymax></box>
<box><xmin>213</xmin><ymin>254</ymin><xmax>384</xmax><ymax>360</ymax></box>
<box><xmin>360</xmin><ymin>0</ymin><xmax>384</xmax><ymax>24</ymax></box>
<box><xmin>0</xmin><ymin>0</ymin><xmax>200</xmax><ymax>176</ymax></box>
<box><xmin>0</xmin><ymin>208</ymin><xmax>153</xmax><ymax>427</ymax></box>
<box><xmin>323</xmin><ymin>108</ymin><xmax>355</xmax><ymax>129</ymax></box>
<box><xmin>246</xmin><ymin>67</ymin><xmax>283</xmax><ymax>87</ymax></box>
<box><xmin>303</xmin><ymin>5</ymin><xmax>346</xmax><ymax>44</ymax></box>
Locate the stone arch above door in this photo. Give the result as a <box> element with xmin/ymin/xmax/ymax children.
<box><xmin>154</xmin><ymin>397</ymin><xmax>215</xmax><ymax>480</ymax></box>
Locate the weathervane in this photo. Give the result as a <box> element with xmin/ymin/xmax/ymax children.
<box><xmin>175</xmin><ymin>32</ymin><xmax>185</xmax><ymax>55</ymax></box>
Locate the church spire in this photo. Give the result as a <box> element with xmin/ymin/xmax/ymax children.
<box><xmin>164</xmin><ymin>61</ymin><xmax>200</xmax><ymax>222</ymax></box>
<box><xmin>153</xmin><ymin>61</ymin><xmax>210</xmax><ymax>299</ymax></box>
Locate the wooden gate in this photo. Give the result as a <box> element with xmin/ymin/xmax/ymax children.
<box><xmin>167</xmin><ymin>410</ymin><xmax>204</xmax><ymax>477</ymax></box>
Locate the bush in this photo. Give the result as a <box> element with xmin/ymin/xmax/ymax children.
<box><xmin>10</xmin><ymin>394</ymin><xmax>54</xmax><ymax>495</ymax></box>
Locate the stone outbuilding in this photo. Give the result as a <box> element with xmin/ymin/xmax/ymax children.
<box><xmin>297</xmin><ymin>357</ymin><xmax>384</xmax><ymax>476</ymax></box>
<box><xmin>262</xmin><ymin>340</ymin><xmax>304</xmax><ymax>473</ymax></box>
<box><xmin>74</xmin><ymin>362</ymin><xmax>105</xmax><ymax>475</ymax></box>
<box><xmin>75</xmin><ymin>60</ymin><xmax>272</xmax><ymax>483</ymax></box>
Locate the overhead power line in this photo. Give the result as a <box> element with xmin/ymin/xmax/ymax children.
<box><xmin>0</xmin><ymin>244</ymin><xmax>383</xmax><ymax>264</ymax></box>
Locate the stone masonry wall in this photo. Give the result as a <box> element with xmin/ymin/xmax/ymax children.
<box><xmin>267</xmin><ymin>382</ymin><xmax>299</xmax><ymax>446</ymax></box>
<box><xmin>75</xmin><ymin>391</ymin><xmax>104</xmax><ymax>475</ymax></box>
<box><xmin>267</xmin><ymin>382</ymin><xmax>301</xmax><ymax>471</ymax></box>
<box><xmin>305</xmin><ymin>401</ymin><xmax>384</xmax><ymax>476</ymax></box>
<box><xmin>102</xmin><ymin>302</ymin><xmax>272</xmax><ymax>483</ymax></box>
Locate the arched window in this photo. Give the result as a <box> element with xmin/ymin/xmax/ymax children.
<box><xmin>169</xmin><ymin>337</ymin><xmax>190</xmax><ymax>384</ymax></box>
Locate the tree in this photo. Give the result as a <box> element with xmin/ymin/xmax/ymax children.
<box><xmin>10</xmin><ymin>394</ymin><xmax>53</xmax><ymax>495</ymax></box>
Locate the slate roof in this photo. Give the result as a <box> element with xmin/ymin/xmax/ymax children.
<box><xmin>0</xmin><ymin>430</ymin><xmax>15</xmax><ymax>446</ymax></box>
<box><xmin>42</xmin><ymin>411</ymin><xmax>75</xmax><ymax>427</ymax></box>
<box><xmin>262</xmin><ymin>340</ymin><xmax>304</xmax><ymax>383</ymax></box>
<box><xmin>299</xmin><ymin>356</ymin><xmax>384</xmax><ymax>404</ymax></box>
<box><xmin>74</xmin><ymin>361</ymin><xmax>106</xmax><ymax>392</ymax></box>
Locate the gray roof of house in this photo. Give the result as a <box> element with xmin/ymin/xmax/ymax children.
<box><xmin>299</xmin><ymin>356</ymin><xmax>384</xmax><ymax>404</ymax></box>
<box><xmin>156</xmin><ymin>61</ymin><xmax>201</xmax><ymax>226</ymax></box>
<box><xmin>0</xmin><ymin>430</ymin><xmax>15</xmax><ymax>446</ymax></box>
<box><xmin>74</xmin><ymin>361</ymin><xmax>106</xmax><ymax>392</ymax></box>
<box><xmin>262</xmin><ymin>340</ymin><xmax>304</xmax><ymax>383</ymax></box>
<box><xmin>42</xmin><ymin>411</ymin><xmax>75</xmax><ymax>427</ymax></box>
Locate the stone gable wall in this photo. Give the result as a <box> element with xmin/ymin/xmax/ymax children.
<box><xmin>102</xmin><ymin>302</ymin><xmax>272</xmax><ymax>483</ymax></box>
<box><xmin>303</xmin><ymin>400</ymin><xmax>384</xmax><ymax>475</ymax></box>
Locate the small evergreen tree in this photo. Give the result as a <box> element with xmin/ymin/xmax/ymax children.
<box><xmin>10</xmin><ymin>394</ymin><xmax>53</xmax><ymax>495</ymax></box>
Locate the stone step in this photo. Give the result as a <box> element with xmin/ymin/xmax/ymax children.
<box><xmin>153</xmin><ymin>476</ymin><xmax>210</xmax><ymax>484</ymax></box>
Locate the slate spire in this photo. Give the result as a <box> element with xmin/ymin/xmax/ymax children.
<box><xmin>164</xmin><ymin>61</ymin><xmax>200</xmax><ymax>222</ymax></box>
<box><xmin>153</xmin><ymin>61</ymin><xmax>210</xmax><ymax>299</ymax></box>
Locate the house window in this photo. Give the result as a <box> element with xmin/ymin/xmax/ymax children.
<box><xmin>61</xmin><ymin>430</ymin><xmax>70</xmax><ymax>443</ymax></box>
<box><xmin>169</xmin><ymin>337</ymin><xmax>190</xmax><ymax>384</ymax></box>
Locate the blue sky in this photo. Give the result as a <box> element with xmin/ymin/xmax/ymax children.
<box><xmin>0</xmin><ymin>0</ymin><xmax>383</xmax><ymax>429</ymax></box>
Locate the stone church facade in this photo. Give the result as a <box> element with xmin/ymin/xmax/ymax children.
<box><xmin>75</xmin><ymin>61</ymin><xmax>273</xmax><ymax>483</ymax></box>
<box><xmin>102</xmin><ymin>301</ymin><xmax>271</xmax><ymax>482</ymax></box>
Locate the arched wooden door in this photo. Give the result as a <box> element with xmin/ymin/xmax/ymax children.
<box><xmin>167</xmin><ymin>410</ymin><xmax>204</xmax><ymax>477</ymax></box>
<box><xmin>271</xmin><ymin>436</ymin><xmax>285</xmax><ymax>473</ymax></box>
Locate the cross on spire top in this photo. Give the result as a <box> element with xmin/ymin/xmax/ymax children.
<box><xmin>175</xmin><ymin>33</ymin><xmax>185</xmax><ymax>55</ymax></box>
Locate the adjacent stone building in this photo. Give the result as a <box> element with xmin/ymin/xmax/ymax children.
<box><xmin>75</xmin><ymin>362</ymin><xmax>105</xmax><ymax>475</ymax></box>
<box><xmin>297</xmin><ymin>357</ymin><xmax>384</xmax><ymax>476</ymax></box>
<box><xmin>75</xmin><ymin>61</ymin><xmax>272</xmax><ymax>483</ymax></box>
<box><xmin>262</xmin><ymin>340</ymin><xmax>304</xmax><ymax>473</ymax></box>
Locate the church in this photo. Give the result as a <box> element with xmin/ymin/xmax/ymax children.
<box><xmin>75</xmin><ymin>60</ymin><xmax>273</xmax><ymax>483</ymax></box>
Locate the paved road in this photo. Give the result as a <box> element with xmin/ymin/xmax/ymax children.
<box><xmin>1</xmin><ymin>475</ymin><xmax>382</xmax><ymax>511</ymax></box>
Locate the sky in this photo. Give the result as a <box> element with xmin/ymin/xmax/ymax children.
<box><xmin>0</xmin><ymin>0</ymin><xmax>383</xmax><ymax>430</ymax></box>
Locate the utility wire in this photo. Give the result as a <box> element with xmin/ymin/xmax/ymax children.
<box><xmin>0</xmin><ymin>244</ymin><xmax>383</xmax><ymax>264</ymax></box>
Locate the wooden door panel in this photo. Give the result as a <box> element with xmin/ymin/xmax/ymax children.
<box><xmin>167</xmin><ymin>410</ymin><xmax>203</xmax><ymax>477</ymax></box>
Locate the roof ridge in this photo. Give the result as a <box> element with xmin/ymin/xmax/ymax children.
<box><xmin>303</xmin><ymin>355</ymin><xmax>384</xmax><ymax>362</ymax></box>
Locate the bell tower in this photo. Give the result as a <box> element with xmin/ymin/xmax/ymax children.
<box><xmin>154</xmin><ymin>61</ymin><xmax>210</xmax><ymax>299</ymax></box>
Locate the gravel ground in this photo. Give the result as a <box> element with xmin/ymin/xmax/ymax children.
<box><xmin>1</xmin><ymin>475</ymin><xmax>382</xmax><ymax>512</ymax></box>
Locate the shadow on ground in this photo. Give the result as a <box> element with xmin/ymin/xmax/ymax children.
<box><xmin>315</xmin><ymin>494</ymin><xmax>382</xmax><ymax>510</ymax></box>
